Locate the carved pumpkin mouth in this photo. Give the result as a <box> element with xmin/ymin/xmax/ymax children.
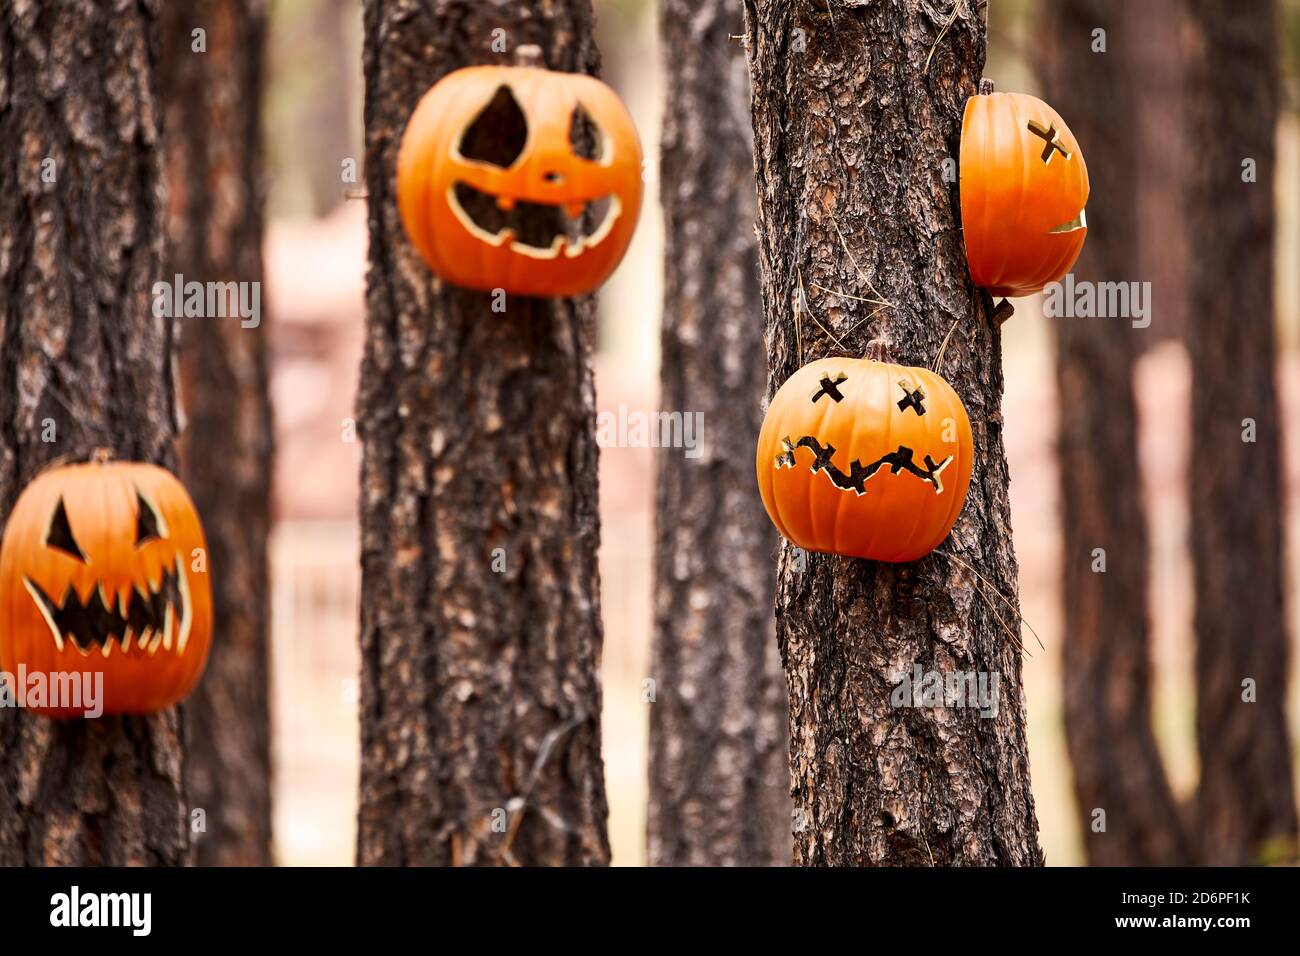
<box><xmin>23</xmin><ymin>555</ymin><xmax>193</xmax><ymax>658</ymax></box>
<box><xmin>1048</xmin><ymin>208</ymin><xmax>1087</xmax><ymax>234</ymax></box>
<box><xmin>449</xmin><ymin>182</ymin><xmax>620</xmax><ymax>259</ymax></box>
<box><xmin>775</xmin><ymin>436</ymin><xmax>954</xmax><ymax>496</ymax></box>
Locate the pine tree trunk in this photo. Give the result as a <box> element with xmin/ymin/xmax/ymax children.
<box><xmin>647</xmin><ymin>0</ymin><xmax>791</xmax><ymax>867</ymax></box>
<box><xmin>0</xmin><ymin>0</ymin><xmax>189</xmax><ymax>865</ymax></box>
<box><xmin>743</xmin><ymin>1</ymin><xmax>1041</xmax><ymax>866</ymax></box>
<box><xmin>1186</xmin><ymin>0</ymin><xmax>1298</xmax><ymax>866</ymax></box>
<box><xmin>162</xmin><ymin>0</ymin><xmax>274</xmax><ymax>867</ymax></box>
<box><xmin>356</xmin><ymin>0</ymin><xmax>610</xmax><ymax>866</ymax></box>
<box><xmin>1038</xmin><ymin>0</ymin><xmax>1194</xmax><ymax>866</ymax></box>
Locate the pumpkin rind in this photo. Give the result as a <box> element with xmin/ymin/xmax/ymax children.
<box><xmin>0</xmin><ymin>460</ymin><xmax>213</xmax><ymax>717</ymax></box>
<box><xmin>960</xmin><ymin>91</ymin><xmax>1089</xmax><ymax>297</ymax></box>
<box><xmin>756</xmin><ymin>357</ymin><xmax>974</xmax><ymax>562</ymax></box>
<box><xmin>397</xmin><ymin>63</ymin><xmax>644</xmax><ymax>297</ymax></box>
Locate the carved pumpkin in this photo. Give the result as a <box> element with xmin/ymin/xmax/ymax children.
<box><xmin>756</xmin><ymin>357</ymin><xmax>973</xmax><ymax>562</ymax></box>
<box><xmin>960</xmin><ymin>91</ymin><xmax>1089</xmax><ymax>297</ymax></box>
<box><xmin>0</xmin><ymin>458</ymin><xmax>213</xmax><ymax>717</ymax></box>
<box><xmin>396</xmin><ymin>48</ymin><xmax>643</xmax><ymax>298</ymax></box>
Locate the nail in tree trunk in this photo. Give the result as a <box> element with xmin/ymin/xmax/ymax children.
<box><xmin>1186</xmin><ymin>0</ymin><xmax>1298</xmax><ymax>866</ymax></box>
<box><xmin>0</xmin><ymin>0</ymin><xmax>189</xmax><ymax>865</ymax></box>
<box><xmin>1038</xmin><ymin>0</ymin><xmax>1194</xmax><ymax>866</ymax></box>
<box><xmin>743</xmin><ymin>1</ymin><xmax>1041</xmax><ymax>865</ymax></box>
<box><xmin>647</xmin><ymin>0</ymin><xmax>792</xmax><ymax>867</ymax></box>
<box><xmin>162</xmin><ymin>0</ymin><xmax>274</xmax><ymax>867</ymax></box>
<box><xmin>356</xmin><ymin>0</ymin><xmax>610</xmax><ymax>866</ymax></box>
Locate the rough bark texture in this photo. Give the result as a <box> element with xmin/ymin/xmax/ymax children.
<box><xmin>163</xmin><ymin>0</ymin><xmax>274</xmax><ymax>867</ymax></box>
<box><xmin>1186</xmin><ymin>0</ymin><xmax>1298</xmax><ymax>866</ymax></box>
<box><xmin>357</xmin><ymin>0</ymin><xmax>610</xmax><ymax>866</ymax></box>
<box><xmin>743</xmin><ymin>1</ymin><xmax>1041</xmax><ymax>865</ymax></box>
<box><xmin>647</xmin><ymin>0</ymin><xmax>791</xmax><ymax>867</ymax></box>
<box><xmin>1039</xmin><ymin>0</ymin><xmax>1194</xmax><ymax>866</ymax></box>
<box><xmin>0</xmin><ymin>0</ymin><xmax>189</xmax><ymax>865</ymax></box>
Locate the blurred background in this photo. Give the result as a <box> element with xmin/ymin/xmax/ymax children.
<box><xmin>260</xmin><ymin>0</ymin><xmax>1300</xmax><ymax>865</ymax></box>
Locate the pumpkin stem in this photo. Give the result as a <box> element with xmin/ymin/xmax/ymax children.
<box><xmin>978</xmin><ymin>77</ymin><xmax>995</xmax><ymax>95</ymax></box>
<box><xmin>90</xmin><ymin>447</ymin><xmax>114</xmax><ymax>464</ymax></box>
<box><xmin>514</xmin><ymin>44</ymin><xmax>544</xmax><ymax>68</ymax></box>
<box><xmin>865</xmin><ymin>337</ymin><xmax>892</xmax><ymax>364</ymax></box>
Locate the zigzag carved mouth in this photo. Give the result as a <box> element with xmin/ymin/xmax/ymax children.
<box><xmin>23</xmin><ymin>556</ymin><xmax>193</xmax><ymax>658</ymax></box>
<box><xmin>775</xmin><ymin>436</ymin><xmax>953</xmax><ymax>496</ymax></box>
<box><xmin>449</xmin><ymin>182</ymin><xmax>618</xmax><ymax>258</ymax></box>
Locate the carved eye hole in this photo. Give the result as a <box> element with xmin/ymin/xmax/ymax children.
<box><xmin>135</xmin><ymin>490</ymin><xmax>166</xmax><ymax>548</ymax></box>
<box><xmin>568</xmin><ymin>103</ymin><xmax>603</xmax><ymax>161</ymax></box>
<box><xmin>811</xmin><ymin>373</ymin><xmax>847</xmax><ymax>403</ymax></box>
<box><xmin>46</xmin><ymin>498</ymin><xmax>87</xmax><ymax>562</ymax></box>
<box><xmin>1026</xmin><ymin>119</ymin><xmax>1071</xmax><ymax>164</ymax></box>
<box><xmin>897</xmin><ymin>381</ymin><xmax>926</xmax><ymax>416</ymax></box>
<box><xmin>459</xmin><ymin>86</ymin><xmax>529</xmax><ymax>168</ymax></box>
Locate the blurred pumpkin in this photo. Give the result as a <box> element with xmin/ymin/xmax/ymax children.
<box><xmin>396</xmin><ymin>46</ymin><xmax>643</xmax><ymax>298</ymax></box>
<box><xmin>0</xmin><ymin>456</ymin><xmax>213</xmax><ymax>717</ymax></box>
<box><xmin>960</xmin><ymin>91</ymin><xmax>1089</xmax><ymax>297</ymax></box>
<box><xmin>756</xmin><ymin>356</ymin><xmax>973</xmax><ymax>562</ymax></box>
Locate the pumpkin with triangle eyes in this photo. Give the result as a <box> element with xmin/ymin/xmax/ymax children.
<box><xmin>397</xmin><ymin>48</ymin><xmax>644</xmax><ymax>298</ymax></box>
<box><xmin>960</xmin><ymin>91</ymin><xmax>1089</xmax><ymax>297</ymax></box>
<box><xmin>0</xmin><ymin>458</ymin><xmax>213</xmax><ymax>717</ymax></box>
<box><xmin>756</xmin><ymin>357</ymin><xmax>974</xmax><ymax>562</ymax></box>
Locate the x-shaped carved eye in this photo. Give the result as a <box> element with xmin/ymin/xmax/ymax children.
<box><xmin>46</xmin><ymin>497</ymin><xmax>87</xmax><ymax>562</ymax></box>
<box><xmin>897</xmin><ymin>381</ymin><xmax>926</xmax><ymax>415</ymax></box>
<box><xmin>1027</xmin><ymin>119</ymin><xmax>1071</xmax><ymax>164</ymax></box>
<box><xmin>135</xmin><ymin>490</ymin><xmax>165</xmax><ymax>548</ymax></box>
<box><xmin>812</xmin><ymin>373</ymin><xmax>847</xmax><ymax>403</ymax></box>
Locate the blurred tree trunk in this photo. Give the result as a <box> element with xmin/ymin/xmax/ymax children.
<box><xmin>1038</xmin><ymin>0</ymin><xmax>1194</xmax><ymax>865</ymax></box>
<box><xmin>743</xmin><ymin>0</ymin><xmax>1041</xmax><ymax>865</ymax></box>
<box><xmin>1186</xmin><ymin>0</ymin><xmax>1298</xmax><ymax>866</ymax></box>
<box><xmin>162</xmin><ymin>0</ymin><xmax>274</xmax><ymax>867</ymax></box>
<box><xmin>0</xmin><ymin>0</ymin><xmax>189</xmax><ymax>865</ymax></box>
<box><xmin>648</xmin><ymin>0</ymin><xmax>791</xmax><ymax>867</ymax></box>
<box><xmin>356</xmin><ymin>0</ymin><xmax>610</xmax><ymax>866</ymax></box>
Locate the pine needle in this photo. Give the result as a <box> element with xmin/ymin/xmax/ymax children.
<box><xmin>934</xmin><ymin>547</ymin><xmax>1046</xmax><ymax>652</ymax></box>
<box><xmin>924</xmin><ymin>0</ymin><xmax>964</xmax><ymax>73</ymax></box>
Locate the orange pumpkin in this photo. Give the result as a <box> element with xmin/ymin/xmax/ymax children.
<box><xmin>396</xmin><ymin>49</ymin><xmax>643</xmax><ymax>298</ymax></box>
<box><xmin>0</xmin><ymin>457</ymin><xmax>213</xmax><ymax>717</ymax></box>
<box><xmin>756</xmin><ymin>357</ymin><xmax>973</xmax><ymax>562</ymax></box>
<box><xmin>960</xmin><ymin>91</ymin><xmax>1089</xmax><ymax>297</ymax></box>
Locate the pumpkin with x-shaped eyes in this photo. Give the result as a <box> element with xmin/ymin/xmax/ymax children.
<box><xmin>0</xmin><ymin>458</ymin><xmax>213</xmax><ymax>717</ymax></box>
<box><xmin>397</xmin><ymin>47</ymin><xmax>643</xmax><ymax>298</ymax></box>
<box><xmin>960</xmin><ymin>91</ymin><xmax>1089</xmax><ymax>297</ymax></box>
<box><xmin>756</xmin><ymin>357</ymin><xmax>974</xmax><ymax>562</ymax></box>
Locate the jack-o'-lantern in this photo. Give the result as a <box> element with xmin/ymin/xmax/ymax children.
<box><xmin>397</xmin><ymin>46</ymin><xmax>643</xmax><ymax>298</ymax></box>
<box><xmin>756</xmin><ymin>356</ymin><xmax>974</xmax><ymax>562</ymax></box>
<box><xmin>960</xmin><ymin>91</ymin><xmax>1089</xmax><ymax>297</ymax></box>
<box><xmin>0</xmin><ymin>456</ymin><xmax>213</xmax><ymax>717</ymax></box>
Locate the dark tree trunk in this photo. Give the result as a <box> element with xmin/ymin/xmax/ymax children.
<box><xmin>162</xmin><ymin>0</ymin><xmax>274</xmax><ymax>867</ymax></box>
<box><xmin>647</xmin><ymin>0</ymin><xmax>791</xmax><ymax>867</ymax></box>
<box><xmin>356</xmin><ymin>0</ymin><xmax>610</xmax><ymax>866</ymax></box>
<box><xmin>1038</xmin><ymin>0</ymin><xmax>1194</xmax><ymax>866</ymax></box>
<box><xmin>1186</xmin><ymin>0</ymin><xmax>1298</xmax><ymax>866</ymax></box>
<box><xmin>743</xmin><ymin>1</ymin><xmax>1041</xmax><ymax>865</ymax></box>
<box><xmin>0</xmin><ymin>0</ymin><xmax>189</xmax><ymax>865</ymax></box>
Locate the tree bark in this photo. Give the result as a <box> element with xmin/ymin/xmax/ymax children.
<box><xmin>1186</xmin><ymin>0</ymin><xmax>1298</xmax><ymax>866</ymax></box>
<box><xmin>647</xmin><ymin>0</ymin><xmax>791</xmax><ymax>867</ymax></box>
<box><xmin>356</xmin><ymin>0</ymin><xmax>610</xmax><ymax>866</ymax></box>
<box><xmin>0</xmin><ymin>0</ymin><xmax>189</xmax><ymax>865</ymax></box>
<box><xmin>162</xmin><ymin>0</ymin><xmax>274</xmax><ymax>867</ymax></box>
<box><xmin>743</xmin><ymin>0</ymin><xmax>1041</xmax><ymax>865</ymax></box>
<box><xmin>1038</xmin><ymin>0</ymin><xmax>1194</xmax><ymax>866</ymax></box>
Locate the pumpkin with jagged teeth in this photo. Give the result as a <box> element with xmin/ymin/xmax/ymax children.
<box><xmin>0</xmin><ymin>457</ymin><xmax>212</xmax><ymax>716</ymax></box>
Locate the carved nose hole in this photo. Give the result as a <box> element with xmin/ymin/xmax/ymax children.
<box><xmin>543</xmin><ymin>171</ymin><xmax>565</xmax><ymax>184</ymax></box>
